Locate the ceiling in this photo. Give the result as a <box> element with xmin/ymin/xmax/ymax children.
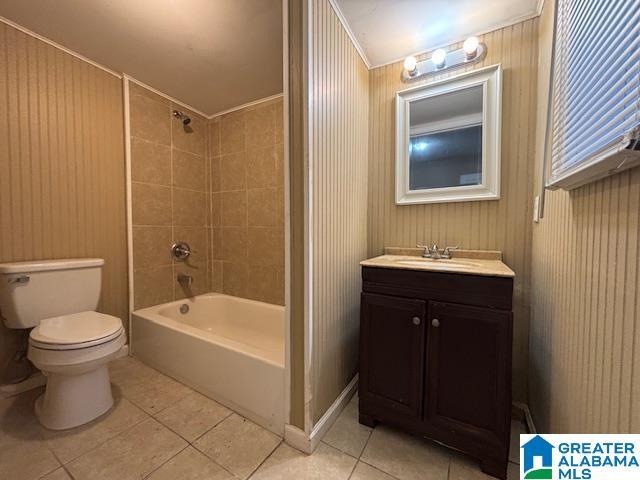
<box><xmin>333</xmin><ymin>0</ymin><xmax>540</xmax><ymax>67</ymax></box>
<box><xmin>0</xmin><ymin>0</ymin><xmax>283</xmax><ymax>116</ymax></box>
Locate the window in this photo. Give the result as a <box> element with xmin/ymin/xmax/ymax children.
<box><xmin>547</xmin><ymin>0</ymin><xmax>640</xmax><ymax>189</ymax></box>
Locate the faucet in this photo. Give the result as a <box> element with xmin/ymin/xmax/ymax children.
<box><xmin>177</xmin><ymin>273</ymin><xmax>193</xmax><ymax>287</ymax></box>
<box><xmin>417</xmin><ymin>244</ymin><xmax>459</xmax><ymax>259</ymax></box>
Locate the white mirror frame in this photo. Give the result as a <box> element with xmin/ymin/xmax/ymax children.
<box><xmin>395</xmin><ymin>64</ymin><xmax>503</xmax><ymax>205</ymax></box>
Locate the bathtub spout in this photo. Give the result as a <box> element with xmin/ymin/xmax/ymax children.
<box><xmin>177</xmin><ymin>273</ymin><xmax>193</xmax><ymax>287</ymax></box>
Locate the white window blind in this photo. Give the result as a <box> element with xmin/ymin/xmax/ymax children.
<box><xmin>548</xmin><ymin>0</ymin><xmax>640</xmax><ymax>189</ymax></box>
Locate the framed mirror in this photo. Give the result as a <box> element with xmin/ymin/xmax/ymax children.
<box><xmin>395</xmin><ymin>64</ymin><xmax>502</xmax><ymax>204</ymax></box>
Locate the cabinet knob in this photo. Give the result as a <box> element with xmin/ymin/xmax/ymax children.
<box><xmin>432</xmin><ymin>318</ymin><xmax>440</xmax><ymax>328</ymax></box>
<box><xmin>412</xmin><ymin>316</ymin><xmax>421</xmax><ymax>325</ymax></box>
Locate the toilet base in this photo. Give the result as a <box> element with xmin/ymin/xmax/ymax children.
<box><xmin>36</xmin><ymin>365</ymin><xmax>114</xmax><ymax>430</ymax></box>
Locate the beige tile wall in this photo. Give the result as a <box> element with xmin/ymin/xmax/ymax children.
<box><xmin>208</xmin><ymin>97</ymin><xmax>285</xmax><ymax>305</ymax></box>
<box><xmin>129</xmin><ymin>82</ymin><xmax>210</xmax><ymax>309</ymax></box>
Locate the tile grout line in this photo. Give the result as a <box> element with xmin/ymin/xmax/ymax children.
<box><xmin>141</xmin><ymin>443</ymin><xmax>191</xmax><ymax>480</ymax></box>
<box><xmin>245</xmin><ymin>438</ymin><xmax>284</xmax><ymax>480</ymax></box>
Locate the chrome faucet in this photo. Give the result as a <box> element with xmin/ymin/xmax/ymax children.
<box><xmin>417</xmin><ymin>244</ymin><xmax>459</xmax><ymax>259</ymax></box>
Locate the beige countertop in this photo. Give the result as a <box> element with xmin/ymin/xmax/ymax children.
<box><xmin>360</xmin><ymin>248</ymin><xmax>515</xmax><ymax>278</ymax></box>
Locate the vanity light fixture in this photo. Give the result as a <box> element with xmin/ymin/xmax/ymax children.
<box><xmin>404</xmin><ymin>55</ymin><xmax>418</xmax><ymax>76</ymax></box>
<box><xmin>431</xmin><ymin>49</ymin><xmax>447</xmax><ymax>68</ymax></box>
<box><xmin>463</xmin><ymin>36</ymin><xmax>480</xmax><ymax>59</ymax></box>
<box><xmin>402</xmin><ymin>37</ymin><xmax>487</xmax><ymax>82</ymax></box>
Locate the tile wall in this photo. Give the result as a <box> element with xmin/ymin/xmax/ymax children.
<box><xmin>129</xmin><ymin>83</ymin><xmax>284</xmax><ymax>309</ymax></box>
<box><xmin>130</xmin><ymin>83</ymin><xmax>210</xmax><ymax>309</ymax></box>
<box><xmin>209</xmin><ymin>97</ymin><xmax>285</xmax><ymax>305</ymax></box>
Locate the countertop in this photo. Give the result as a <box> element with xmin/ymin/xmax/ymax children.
<box><xmin>360</xmin><ymin>248</ymin><xmax>515</xmax><ymax>278</ymax></box>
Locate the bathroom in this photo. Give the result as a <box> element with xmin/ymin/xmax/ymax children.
<box><xmin>0</xmin><ymin>0</ymin><xmax>638</xmax><ymax>479</ymax></box>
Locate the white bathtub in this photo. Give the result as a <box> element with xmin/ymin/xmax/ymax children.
<box><xmin>131</xmin><ymin>293</ymin><xmax>285</xmax><ymax>434</ymax></box>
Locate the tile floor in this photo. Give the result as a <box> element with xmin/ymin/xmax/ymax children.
<box><xmin>0</xmin><ymin>356</ymin><xmax>524</xmax><ymax>480</ymax></box>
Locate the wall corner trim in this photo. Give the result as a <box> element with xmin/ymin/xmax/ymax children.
<box><xmin>326</xmin><ymin>0</ymin><xmax>371</xmax><ymax>69</ymax></box>
<box><xmin>285</xmin><ymin>374</ymin><xmax>359</xmax><ymax>454</ymax></box>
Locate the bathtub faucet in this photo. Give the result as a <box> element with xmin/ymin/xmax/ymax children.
<box><xmin>177</xmin><ymin>273</ymin><xmax>193</xmax><ymax>287</ymax></box>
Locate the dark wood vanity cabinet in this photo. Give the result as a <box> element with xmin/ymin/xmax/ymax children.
<box><xmin>359</xmin><ymin>266</ymin><xmax>513</xmax><ymax>480</ymax></box>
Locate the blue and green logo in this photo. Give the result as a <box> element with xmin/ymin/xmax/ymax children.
<box><xmin>521</xmin><ymin>435</ymin><xmax>554</xmax><ymax>479</ymax></box>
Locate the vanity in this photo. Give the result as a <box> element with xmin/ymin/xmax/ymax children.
<box><xmin>358</xmin><ymin>248</ymin><xmax>515</xmax><ymax>479</ymax></box>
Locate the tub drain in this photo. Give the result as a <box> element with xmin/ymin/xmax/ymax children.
<box><xmin>179</xmin><ymin>304</ymin><xmax>189</xmax><ymax>314</ymax></box>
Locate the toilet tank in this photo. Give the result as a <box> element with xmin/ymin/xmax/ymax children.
<box><xmin>0</xmin><ymin>258</ymin><xmax>104</xmax><ymax>329</ymax></box>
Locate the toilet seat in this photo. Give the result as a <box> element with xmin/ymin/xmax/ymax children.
<box><xmin>30</xmin><ymin>311</ymin><xmax>123</xmax><ymax>350</ymax></box>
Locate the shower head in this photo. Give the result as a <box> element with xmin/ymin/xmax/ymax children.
<box><xmin>173</xmin><ymin>110</ymin><xmax>191</xmax><ymax>126</ymax></box>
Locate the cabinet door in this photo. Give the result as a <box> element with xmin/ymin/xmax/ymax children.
<box><xmin>360</xmin><ymin>293</ymin><xmax>426</xmax><ymax>418</ymax></box>
<box><xmin>425</xmin><ymin>301</ymin><xmax>512</xmax><ymax>447</ymax></box>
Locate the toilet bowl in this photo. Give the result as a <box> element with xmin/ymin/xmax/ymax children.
<box><xmin>28</xmin><ymin>311</ymin><xmax>125</xmax><ymax>430</ymax></box>
<box><xmin>0</xmin><ymin>258</ymin><xmax>127</xmax><ymax>430</ymax></box>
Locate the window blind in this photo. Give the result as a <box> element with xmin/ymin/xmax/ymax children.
<box><xmin>548</xmin><ymin>0</ymin><xmax>640</xmax><ymax>189</ymax></box>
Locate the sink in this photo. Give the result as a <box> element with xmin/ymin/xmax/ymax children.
<box><xmin>394</xmin><ymin>258</ymin><xmax>482</xmax><ymax>269</ymax></box>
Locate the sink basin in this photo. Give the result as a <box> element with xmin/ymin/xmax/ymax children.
<box><xmin>394</xmin><ymin>258</ymin><xmax>482</xmax><ymax>269</ymax></box>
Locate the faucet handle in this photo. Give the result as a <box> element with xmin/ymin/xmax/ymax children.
<box><xmin>443</xmin><ymin>246</ymin><xmax>459</xmax><ymax>258</ymax></box>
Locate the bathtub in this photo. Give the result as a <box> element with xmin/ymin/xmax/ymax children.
<box><xmin>131</xmin><ymin>293</ymin><xmax>284</xmax><ymax>434</ymax></box>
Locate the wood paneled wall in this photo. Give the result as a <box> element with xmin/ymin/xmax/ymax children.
<box><xmin>529</xmin><ymin>0</ymin><xmax>640</xmax><ymax>433</ymax></box>
<box><xmin>0</xmin><ymin>22</ymin><xmax>128</xmax><ymax>381</ymax></box>
<box><xmin>309</xmin><ymin>0</ymin><xmax>369</xmax><ymax>422</ymax></box>
<box><xmin>367</xmin><ymin>19</ymin><xmax>539</xmax><ymax>401</ymax></box>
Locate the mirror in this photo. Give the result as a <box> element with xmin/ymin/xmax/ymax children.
<box><xmin>396</xmin><ymin>64</ymin><xmax>502</xmax><ymax>204</ymax></box>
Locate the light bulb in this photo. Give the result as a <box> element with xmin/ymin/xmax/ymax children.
<box><xmin>463</xmin><ymin>36</ymin><xmax>479</xmax><ymax>59</ymax></box>
<box><xmin>431</xmin><ymin>49</ymin><xmax>447</xmax><ymax>68</ymax></box>
<box><xmin>404</xmin><ymin>56</ymin><xmax>417</xmax><ymax>75</ymax></box>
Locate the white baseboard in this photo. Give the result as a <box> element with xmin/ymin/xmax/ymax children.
<box><xmin>513</xmin><ymin>401</ymin><xmax>537</xmax><ymax>433</ymax></box>
<box><xmin>284</xmin><ymin>424</ymin><xmax>312</xmax><ymax>453</ymax></box>
<box><xmin>115</xmin><ymin>343</ymin><xmax>129</xmax><ymax>359</ymax></box>
<box><xmin>0</xmin><ymin>372</ymin><xmax>46</xmax><ymax>398</ymax></box>
<box><xmin>285</xmin><ymin>374</ymin><xmax>359</xmax><ymax>454</ymax></box>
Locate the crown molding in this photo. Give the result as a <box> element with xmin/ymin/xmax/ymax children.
<box><xmin>0</xmin><ymin>15</ymin><xmax>122</xmax><ymax>78</ymax></box>
<box><xmin>208</xmin><ymin>92</ymin><xmax>284</xmax><ymax>119</ymax></box>
<box><xmin>326</xmin><ymin>0</ymin><xmax>371</xmax><ymax>69</ymax></box>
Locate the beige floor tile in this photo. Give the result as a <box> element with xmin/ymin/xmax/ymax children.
<box><xmin>110</xmin><ymin>358</ymin><xmax>193</xmax><ymax>415</ymax></box>
<box><xmin>250</xmin><ymin>442</ymin><xmax>357</xmax><ymax>480</ymax></box>
<box><xmin>322</xmin><ymin>396</ymin><xmax>372</xmax><ymax>458</ymax></box>
<box><xmin>448</xmin><ymin>453</ymin><xmax>495</xmax><ymax>480</ymax></box>
<box><xmin>509</xmin><ymin>420</ymin><xmax>526</xmax><ymax>463</ymax></box>
<box><xmin>0</xmin><ymin>387</ymin><xmax>61</xmax><ymax>480</ymax></box>
<box><xmin>194</xmin><ymin>413</ymin><xmax>281</xmax><ymax>479</ymax></box>
<box><xmin>350</xmin><ymin>461</ymin><xmax>397</xmax><ymax>480</ymax></box>
<box><xmin>126</xmin><ymin>374</ymin><xmax>193</xmax><ymax>415</ymax></box>
<box><xmin>154</xmin><ymin>391</ymin><xmax>232</xmax><ymax>442</ymax></box>
<box><xmin>360</xmin><ymin>426</ymin><xmax>450</xmax><ymax>480</ymax></box>
<box><xmin>146</xmin><ymin>446</ymin><xmax>233</xmax><ymax>480</ymax></box>
<box><xmin>67</xmin><ymin>417</ymin><xmax>187</xmax><ymax>480</ymax></box>
<box><xmin>0</xmin><ymin>437</ymin><xmax>61</xmax><ymax>480</ymax></box>
<box><xmin>40</xmin><ymin>468</ymin><xmax>73</xmax><ymax>480</ymax></box>
<box><xmin>40</xmin><ymin>396</ymin><xmax>148</xmax><ymax>464</ymax></box>
<box><xmin>0</xmin><ymin>387</ymin><xmax>43</xmax><ymax>447</ymax></box>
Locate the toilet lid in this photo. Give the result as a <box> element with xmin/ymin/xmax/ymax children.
<box><xmin>30</xmin><ymin>311</ymin><xmax>123</xmax><ymax>347</ymax></box>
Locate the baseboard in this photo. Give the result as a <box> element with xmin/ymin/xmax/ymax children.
<box><xmin>284</xmin><ymin>424</ymin><xmax>312</xmax><ymax>453</ymax></box>
<box><xmin>285</xmin><ymin>374</ymin><xmax>359</xmax><ymax>454</ymax></box>
<box><xmin>0</xmin><ymin>371</ymin><xmax>46</xmax><ymax>398</ymax></box>
<box><xmin>513</xmin><ymin>401</ymin><xmax>537</xmax><ymax>433</ymax></box>
<box><xmin>115</xmin><ymin>343</ymin><xmax>129</xmax><ymax>359</ymax></box>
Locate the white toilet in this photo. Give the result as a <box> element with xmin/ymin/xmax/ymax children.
<box><xmin>0</xmin><ymin>258</ymin><xmax>125</xmax><ymax>430</ymax></box>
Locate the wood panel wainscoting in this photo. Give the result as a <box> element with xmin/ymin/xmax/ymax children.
<box><xmin>0</xmin><ymin>21</ymin><xmax>128</xmax><ymax>382</ymax></box>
